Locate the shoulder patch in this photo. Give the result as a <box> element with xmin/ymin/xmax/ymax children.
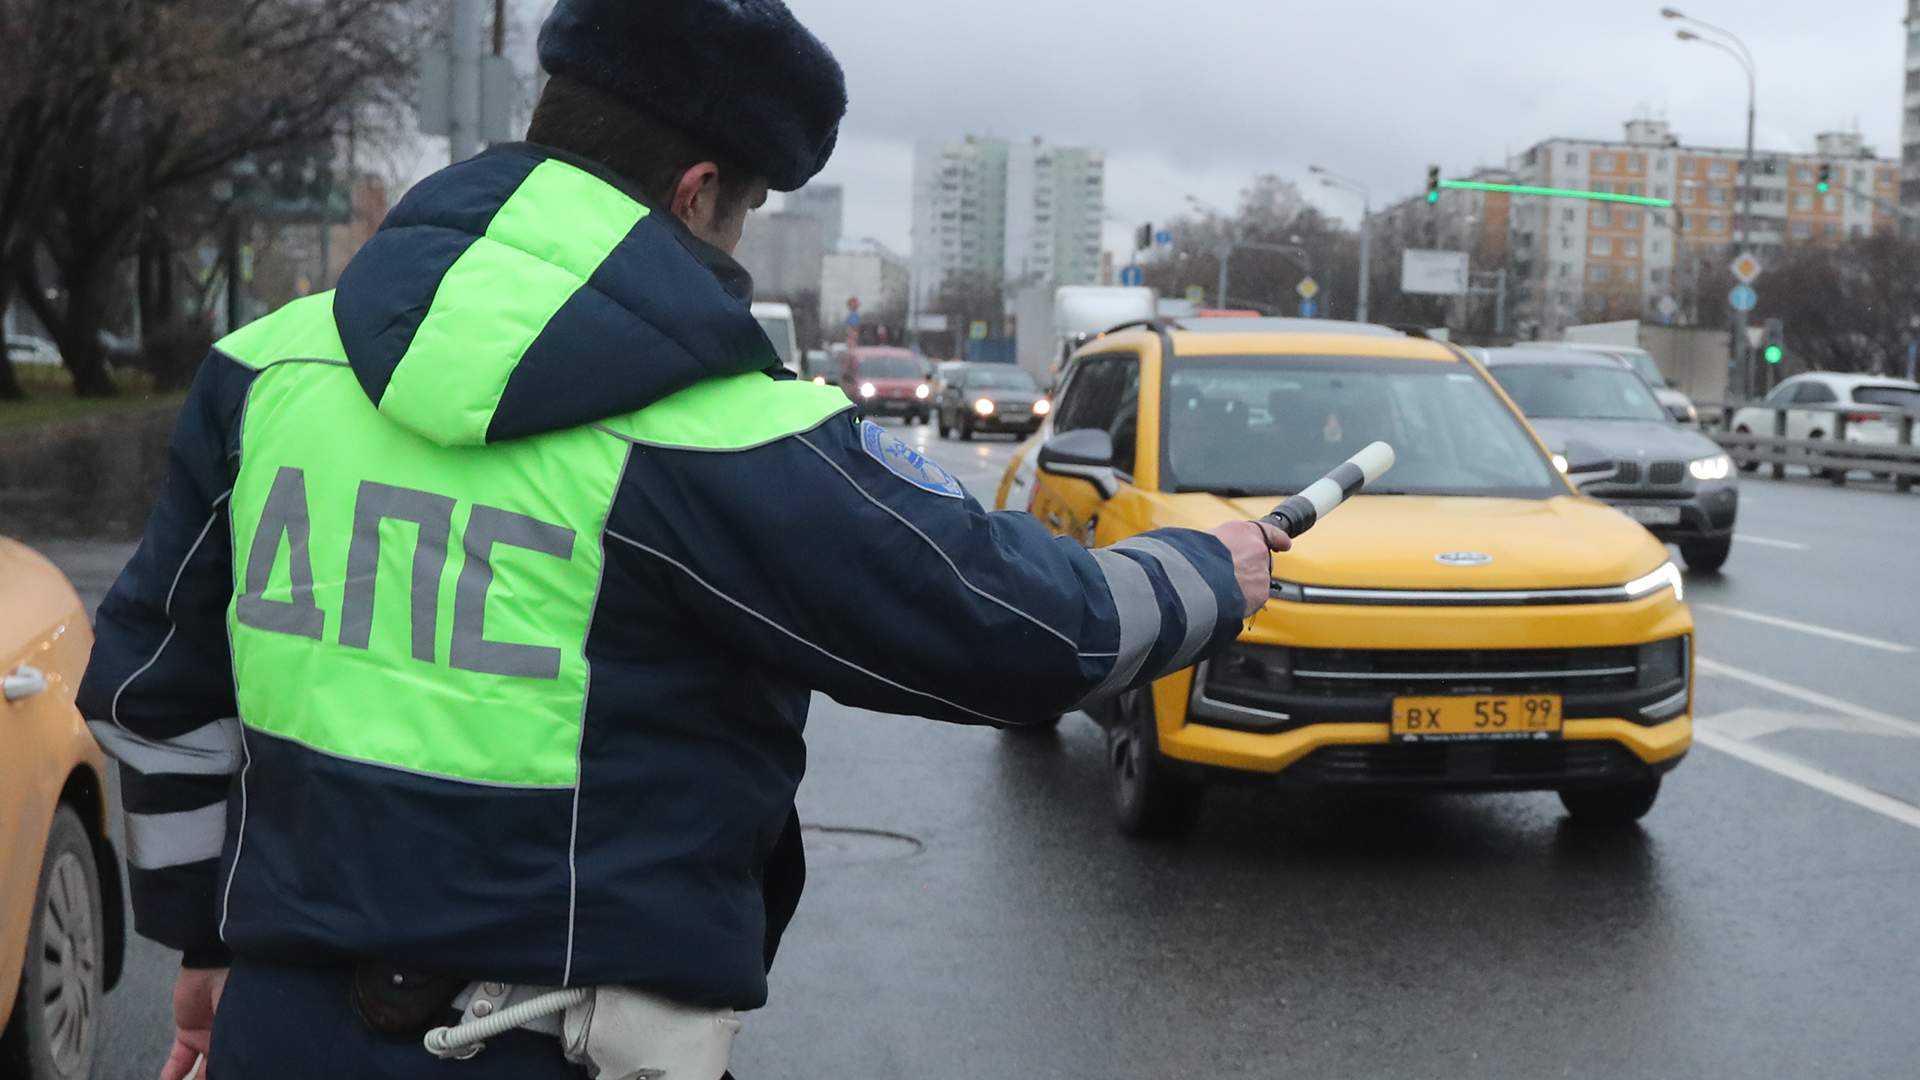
<box><xmin>860</xmin><ymin>421</ymin><xmax>964</xmax><ymax>499</ymax></box>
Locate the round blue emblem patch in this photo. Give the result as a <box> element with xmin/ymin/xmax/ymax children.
<box><xmin>860</xmin><ymin>421</ymin><xmax>965</xmax><ymax>499</ymax></box>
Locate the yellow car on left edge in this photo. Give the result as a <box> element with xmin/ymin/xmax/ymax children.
<box><xmin>2</xmin><ymin>538</ymin><xmax>122</xmax><ymax>1080</ymax></box>
<box><xmin>996</xmin><ymin>318</ymin><xmax>1693</xmax><ymax>840</ymax></box>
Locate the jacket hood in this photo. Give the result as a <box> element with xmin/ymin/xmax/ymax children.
<box><xmin>333</xmin><ymin>143</ymin><xmax>777</xmax><ymax>446</ymax></box>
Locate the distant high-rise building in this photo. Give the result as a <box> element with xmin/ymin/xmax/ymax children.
<box><xmin>1006</xmin><ymin>137</ymin><xmax>1105</xmax><ymax>288</ymax></box>
<box><xmin>734</xmin><ymin>212</ymin><xmax>825</xmax><ymax>299</ymax></box>
<box><xmin>1904</xmin><ymin>1</ymin><xmax>1920</xmax><ymax>224</ymax></box>
<box><xmin>910</xmin><ymin>135</ymin><xmax>1010</xmax><ymax>314</ymax></box>
<box><xmin>910</xmin><ymin>133</ymin><xmax>1108</xmax><ymax>319</ymax></box>
<box><xmin>785</xmin><ymin>183</ymin><xmax>844</xmax><ymax>252</ymax></box>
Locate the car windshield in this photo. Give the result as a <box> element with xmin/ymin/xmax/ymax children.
<box><xmin>1491</xmin><ymin>364</ymin><xmax>1670</xmax><ymax>422</ymax></box>
<box><xmin>857</xmin><ymin>355</ymin><xmax>921</xmax><ymax>379</ymax></box>
<box><xmin>965</xmin><ymin>367</ymin><xmax>1037</xmax><ymax>391</ymax></box>
<box><xmin>1615</xmin><ymin>351</ymin><xmax>1669</xmax><ymax>389</ymax></box>
<box><xmin>1161</xmin><ymin>357</ymin><xmax>1560</xmax><ymax>498</ymax></box>
<box><xmin>1855</xmin><ymin>385</ymin><xmax>1920</xmax><ymax>411</ymax></box>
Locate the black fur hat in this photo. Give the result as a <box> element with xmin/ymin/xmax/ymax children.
<box><xmin>537</xmin><ymin>0</ymin><xmax>847</xmax><ymax>192</ymax></box>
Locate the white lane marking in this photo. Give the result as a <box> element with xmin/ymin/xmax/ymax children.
<box><xmin>1695</xmin><ymin>729</ymin><xmax>1920</xmax><ymax>833</ymax></box>
<box><xmin>1697</xmin><ymin>604</ymin><xmax>1914</xmax><ymax>654</ymax></box>
<box><xmin>1732</xmin><ymin>534</ymin><xmax>1808</xmax><ymax>551</ymax></box>
<box><xmin>1698</xmin><ymin>657</ymin><xmax>1920</xmax><ymax>738</ymax></box>
<box><xmin>1696</xmin><ymin>706</ymin><xmax>1911</xmax><ymax>741</ymax></box>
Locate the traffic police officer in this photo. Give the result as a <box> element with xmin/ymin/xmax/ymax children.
<box><xmin>77</xmin><ymin>1</ymin><xmax>1288</xmax><ymax>1076</ymax></box>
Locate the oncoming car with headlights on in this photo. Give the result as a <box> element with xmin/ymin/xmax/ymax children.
<box><xmin>995</xmin><ymin>318</ymin><xmax>1694</xmax><ymax>839</ymax></box>
<box><xmin>936</xmin><ymin>362</ymin><xmax>1050</xmax><ymax>439</ymax></box>
<box><xmin>840</xmin><ymin>346</ymin><xmax>931</xmax><ymax>423</ymax></box>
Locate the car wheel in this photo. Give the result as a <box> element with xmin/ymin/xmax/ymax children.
<box><xmin>1108</xmin><ymin>690</ymin><xmax>1205</xmax><ymax>840</ymax></box>
<box><xmin>1558</xmin><ymin>778</ymin><xmax>1661</xmax><ymax>827</ymax></box>
<box><xmin>1807</xmin><ymin>430</ymin><xmax>1836</xmax><ymax>480</ymax></box>
<box><xmin>1680</xmin><ymin>535</ymin><xmax>1732</xmax><ymax>574</ymax></box>
<box><xmin>0</xmin><ymin>807</ymin><xmax>105</xmax><ymax>1080</ymax></box>
<box><xmin>959</xmin><ymin>416</ymin><xmax>974</xmax><ymax>441</ymax></box>
<box><xmin>1733</xmin><ymin>427</ymin><xmax>1760</xmax><ymax>473</ymax></box>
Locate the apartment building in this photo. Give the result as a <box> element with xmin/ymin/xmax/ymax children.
<box><xmin>1383</xmin><ymin>119</ymin><xmax>1899</xmax><ymax>335</ymax></box>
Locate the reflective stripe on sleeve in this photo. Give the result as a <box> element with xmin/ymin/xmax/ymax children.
<box><xmin>1081</xmin><ymin>549</ymin><xmax>1161</xmax><ymax>706</ymax></box>
<box><xmin>1111</xmin><ymin>536</ymin><xmax>1219</xmax><ymax>673</ymax></box>
<box><xmin>87</xmin><ymin>717</ymin><xmax>243</xmax><ymax>777</ymax></box>
<box><xmin>125</xmin><ymin>803</ymin><xmax>227</xmax><ymax>871</ymax></box>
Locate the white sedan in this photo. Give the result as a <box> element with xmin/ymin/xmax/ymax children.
<box><xmin>1729</xmin><ymin>372</ymin><xmax>1920</xmax><ymax>461</ymax></box>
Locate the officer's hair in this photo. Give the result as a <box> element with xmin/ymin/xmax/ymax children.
<box><xmin>527</xmin><ymin>75</ymin><xmax>762</xmax><ymax>218</ymax></box>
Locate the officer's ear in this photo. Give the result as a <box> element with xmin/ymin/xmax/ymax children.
<box><xmin>671</xmin><ymin>163</ymin><xmax>725</xmax><ymax>232</ymax></box>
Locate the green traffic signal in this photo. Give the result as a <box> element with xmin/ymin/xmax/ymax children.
<box><xmin>1763</xmin><ymin>345</ymin><xmax>1783</xmax><ymax>364</ymax></box>
<box><xmin>1816</xmin><ymin>181</ymin><xmax>1829</xmax><ymax>194</ymax></box>
<box><xmin>1426</xmin><ymin>191</ymin><xmax>1440</xmax><ymax>204</ymax></box>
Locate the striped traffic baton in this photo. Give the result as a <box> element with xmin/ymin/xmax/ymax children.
<box><xmin>1259</xmin><ymin>441</ymin><xmax>1396</xmax><ymax>539</ymax></box>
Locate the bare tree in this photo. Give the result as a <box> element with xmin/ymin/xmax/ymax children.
<box><xmin>3</xmin><ymin>0</ymin><xmax>421</xmax><ymax>397</ymax></box>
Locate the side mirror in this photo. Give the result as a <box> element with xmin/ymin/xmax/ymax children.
<box><xmin>1037</xmin><ymin>428</ymin><xmax>1119</xmax><ymax>500</ymax></box>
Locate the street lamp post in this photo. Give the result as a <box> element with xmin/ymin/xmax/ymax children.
<box><xmin>1312</xmin><ymin>165</ymin><xmax>1372</xmax><ymax>322</ymax></box>
<box><xmin>1665</xmin><ymin>7</ymin><xmax>1758</xmax><ymax>399</ymax></box>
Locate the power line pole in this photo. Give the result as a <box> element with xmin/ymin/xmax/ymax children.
<box><xmin>448</xmin><ymin>0</ymin><xmax>483</xmax><ymax>162</ymax></box>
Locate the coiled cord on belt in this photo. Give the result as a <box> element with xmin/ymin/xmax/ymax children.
<box><xmin>423</xmin><ymin>987</ymin><xmax>591</xmax><ymax>1060</ymax></box>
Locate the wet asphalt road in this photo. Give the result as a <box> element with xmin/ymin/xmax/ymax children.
<box><xmin>37</xmin><ymin>421</ymin><xmax>1920</xmax><ymax>1079</ymax></box>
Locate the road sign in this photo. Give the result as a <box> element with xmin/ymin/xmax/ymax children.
<box><xmin>1155</xmin><ymin>229</ymin><xmax>1173</xmax><ymax>246</ymax></box>
<box><xmin>1745</xmin><ymin>327</ymin><xmax>1766</xmax><ymax>350</ymax></box>
<box><xmin>1299</xmin><ymin>299</ymin><xmax>1319</xmax><ymax>318</ymax></box>
<box><xmin>1401</xmin><ymin>250</ymin><xmax>1469</xmax><ymax>296</ymax></box>
<box><xmin>1296</xmin><ymin>276</ymin><xmax>1320</xmax><ymax>301</ymax></box>
<box><xmin>1656</xmin><ymin>295</ymin><xmax>1679</xmax><ymax>319</ymax></box>
<box><xmin>969</xmin><ymin>320</ymin><xmax>989</xmax><ymax>340</ymax></box>
<box><xmin>1730</xmin><ymin>253</ymin><xmax>1762</xmax><ymax>284</ymax></box>
<box><xmin>1185</xmin><ymin>284</ymin><xmax>1206</xmax><ymax>305</ymax></box>
<box><xmin>1729</xmin><ymin>283</ymin><xmax>1758</xmax><ymax>312</ymax></box>
<box><xmin>1119</xmin><ymin>265</ymin><xmax>1145</xmax><ymax>287</ymax></box>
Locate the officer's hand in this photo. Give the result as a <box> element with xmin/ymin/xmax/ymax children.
<box><xmin>1209</xmin><ymin>521</ymin><xmax>1291</xmax><ymax>618</ymax></box>
<box><xmin>160</xmin><ymin>965</ymin><xmax>227</xmax><ymax>1080</ymax></box>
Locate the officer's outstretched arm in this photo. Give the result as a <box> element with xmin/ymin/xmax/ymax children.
<box><xmin>76</xmin><ymin>352</ymin><xmax>253</xmax><ymax>968</ymax></box>
<box><xmin>612</xmin><ymin>416</ymin><xmax>1244</xmax><ymax>726</ymax></box>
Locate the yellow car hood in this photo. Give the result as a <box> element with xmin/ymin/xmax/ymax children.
<box><xmin>1151</xmin><ymin>493</ymin><xmax>1669</xmax><ymax>590</ymax></box>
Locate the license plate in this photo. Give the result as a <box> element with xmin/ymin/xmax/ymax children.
<box><xmin>1622</xmin><ymin>504</ymin><xmax>1682</xmax><ymax>526</ymax></box>
<box><xmin>1391</xmin><ymin>695</ymin><xmax>1563</xmax><ymax>742</ymax></box>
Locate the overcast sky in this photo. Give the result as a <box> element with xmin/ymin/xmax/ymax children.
<box><xmin>499</xmin><ymin>2</ymin><xmax>1908</xmax><ymax>258</ymax></box>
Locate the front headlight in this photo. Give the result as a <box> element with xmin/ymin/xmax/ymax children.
<box><xmin>859</xmin><ymin>382</ymin><xmax>877</xmax><ymax>399</ymax></box>
<box><xmin>1688</xmin><ymin>453</ymin><xmax>1732</xmax><ymax>481</ymax></box>
<box><xmin>1552</xmin><ymin>453</ymin><xmax>1569</xmax><ymax>474</ymax></box>
<box><xmin>1682</xmin><ymin>403</ymin><xmax>1699</xmax><ymax>423</ymax></box>
<box><xmin>914</xmin><ymin>383</ymin><xmax>930</xmax><ymax>399</ymax></box>
<box><xmin>973</xmin><ymin>397</ymin><xmax>995</xmax><ymax>416</ymax></box>
<box><xmin>812</xmin><ymin>375</ymin><xmax>826</xmax><ymax>385</ymax></box>
<box><xmin>1032</xmin><ymin>398</ymin><xmax>1051</xmax><ymax>416</ymax></box>
<box><xmin>1624</xmin><ymin>560</ymin><xmax>1684</xmax><ymax>603</ymax></box>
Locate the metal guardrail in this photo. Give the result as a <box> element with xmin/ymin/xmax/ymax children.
<box><xmin>1696</xmin><ymin>402</ymin><xmax>1920</xmax><ymax>493</ymax></box>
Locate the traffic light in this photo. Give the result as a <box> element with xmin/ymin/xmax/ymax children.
<box><xmin>1426</xmin><ymin>165</ymin><xmax>1441</xmax><ymax>204</ymax></box>
<box><xmin>1135</xmin><ymin>222</ymin><xmax>1153</xmax><ymax>252</ymax></box>
<box><xmin>1816</xmin><ymin>163</ymin><xmax>1832</xmax><ymax>195</ymax></box>
<box><xmin>1763</xmin><ymin>317</ymin><xmax>1785</xmax><ymax>365</ymax></box>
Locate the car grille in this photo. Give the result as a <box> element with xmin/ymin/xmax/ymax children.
<box><xmin>1648</xmin><ymin>460</ymin><xmax>1686</xmax><ymax>485</ymax></box>
<box><xmin>1288</xmin><ymin>741</ymin><xmax>1645</xmax><ymax>785</ymax></box>
<box><xmin>1612</xmin><ymin>460</ymin><xmax>1641</xmax><ymax>485</ymax></box>
<box><xmin>1289</xmin><ymin>646</ymin><xmax>1641</xmax><ymax>697</ymax></box>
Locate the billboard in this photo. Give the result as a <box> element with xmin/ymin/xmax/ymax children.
<box><xmin>1401</xmin><ymin>249</ymin><xmax>1470</xmax><ymax>296</ymax></box>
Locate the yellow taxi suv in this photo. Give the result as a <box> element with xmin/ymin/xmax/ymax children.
<box><xmin>996</xmin><ymin>318</ymin><xmax>1692</xmax><ymax>839</ymax></box>
<box><xmin>2</xmin><ymin>538</ymin><xmax>123</xmax><ymax>1079</ymax></box>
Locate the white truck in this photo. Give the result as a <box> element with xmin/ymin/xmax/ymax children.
<box><xmin>750</xmin><ymin>301</ymin><xmax>801</xmax><ymax>375</ymax></box>
<box><xmin>1014</xmin><ymin>285</ymin><xmax>1156</xmax><ymax>388</ymax></box>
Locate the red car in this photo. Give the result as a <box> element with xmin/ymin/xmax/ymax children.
<box><xmin>841</xmin><ymin>347</ymin><xmax>931</xmax><ymax>423</ymax></box>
